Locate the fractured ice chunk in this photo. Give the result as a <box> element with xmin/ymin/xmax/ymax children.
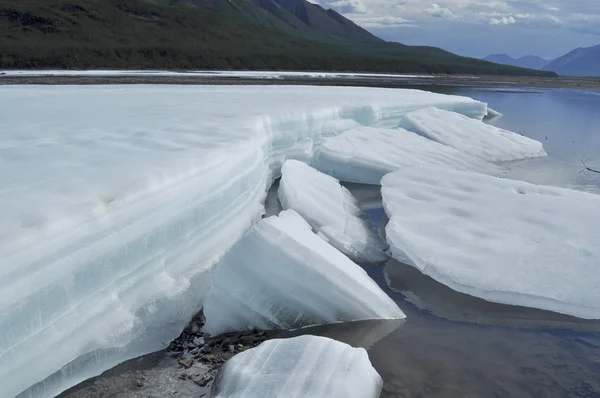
<box><xmin>279</xmin><ymin>160</ymin><xmax>388</xmax><ymax>263</ymax></box>
<box><xmin>212</xmin><ymin>335</ymin><xmax>383</xmax><ymax>398</ymax></box>
<box><xmin>203</xmin><ymin>210</ymin><xmax>405</xmax><ymax>336</ymax></box>
<box><xmin>484</xmin><ymin>107</ymin><xmax>503</xmax><ymax>120</ymax></box>
<box><xmin>381</xmin><ymin>166</ymin><xmax>600</xmax><ymax>319</ymax></box>
<box><xmin>401</xmin><ymin>107</ymin><xmax>546</xmax><ymax>162</ymax></box>
<box><xmin>312</xmin><ymin>126</ymin><xmax>502</xmax><ymax>185</ymax></box>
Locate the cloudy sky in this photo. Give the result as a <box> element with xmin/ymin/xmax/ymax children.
<box><xmin>307</xmin><ymin>0</ymin><xmax>600</xmax><ymax>60</ymax></box>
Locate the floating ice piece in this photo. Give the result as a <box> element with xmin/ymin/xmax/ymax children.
<box><xmin>381</xmin><ymin>167</ymin><xmax>600</xmax><ymax>319</ymax></box>
<box><xmin>279</xmin><ymin>160</ymin><xmax>388</xmax><ymax>263</ymax></box>
<box><xmin>401</xmin><ymin>107</ymin><xmax>546</xmax><ymax>162</ymax></box>
<box><xmin>484</xmin><ymin>107</ymin><xmax>503</xmax><ymax>119</ymax></box>
<box><xmin>312</xmin><ymin>126</ymin><xmax>502</xmax><ymax>185</ymax></box>
<box><xmin>203</xmin><ymin>210</ymin><xmax>404</xmax><ymax>335</ymax></box>
<box><xmin>0</xmin><ymin>85</ymin><xmax>480</xmax><ymax>398</ymax></box>
<box><xmin>212</xmin><ymin>335</ymin><xmax>383</xmax><ymax>398</ymax></box>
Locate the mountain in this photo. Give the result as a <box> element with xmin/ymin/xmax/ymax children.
<box><xmin>0</xmin><ymin>0</ymin><xmax>556</xmax><ymax>76</ymax></box>
<box><xmin>543</xmin><ymin>44</ymin><xmax>600</xmax><ymax>77</ymax></box>
<box><xmin>251</xmin><ymin>0</ymin><xmax>380</xmax><ymax>42</ymax></box>
<box><xmin>483</xmin><ymin>54</ymin><xmax>548</xmax><ymax>70</ymax></box>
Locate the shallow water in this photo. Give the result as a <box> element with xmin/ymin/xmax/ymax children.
<box><xmin>449</xmin><ymin>87</ymin><xmax>600</xmax><ymax>193</ymax></box>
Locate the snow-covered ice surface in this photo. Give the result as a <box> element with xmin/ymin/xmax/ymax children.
<box><xmin>212</xmin><ymin>335</ymin><xmax>383</xmax><ymax>398</ymax></box>
<box><xmin>312</xmin><ymin>126</ymin><xmax>503</xmax><ymax>185</ymax></box>
<box><xmin>1</xmin><ymin>69</ymin><xmax>433</xmax><ymax>80</ymax></box>
<box><xmin>0</xmin><ymin>85</ymin><xmax>484</xmax><ymax>398</ymax></box>
<box><xmin>381</xmin><ymin>167</ymin><xmax>600</xmax><ymax>320</ymax></box>
<box><xmin>203</xmin><ymin>210</ymin><xmax>404</xmax><ymax>336</ymax></box>
<box><xmin>278</xmin><ymin>160</ymin><xmax>388</xmax><ymax>263</ymax></box>
<box><xmin>401</xmin><ymin>107</ymin><xmax>547</xmax><ymax>162</ymax></box>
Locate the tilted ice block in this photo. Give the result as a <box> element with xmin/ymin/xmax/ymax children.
<box><xmin>212</xmin><ymin>335</ymin><xmax>383</xmax><ymax>398</ymax></box>
<box><xmin>312</xmin><ymin>126</ymin><xmax>502</xmax><ymax>185</ymax></box>
<box><xmin>401</xmin><ymin>107</ymin><xmax>547</xmax><ymax>162</ymax></box>
<box><xmin>279</xmin><ymin>160</ymin><xmax>388</xmax><ymax>263</ymax></box>
<box><xmin>0</xmin><ymin>85</ymin><xmax>481</xmax><ymax>397</ymax></box>
<box><xmin>203</xmin><ymin>210</ymin><xmax>404</xmax><ymax>335</ymax></box>
<box><xmin>381</xmin><ymin>167</ymin><xmax>600</xmax><ymax>319</ymax></box>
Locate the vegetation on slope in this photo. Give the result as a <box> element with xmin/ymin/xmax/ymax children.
<box><xmin>0</xmin><ymin>0</ymin><xmax>557</xmax><ymax>76</ymax></box>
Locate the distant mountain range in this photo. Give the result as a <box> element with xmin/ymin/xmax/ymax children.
<box><xmin>484</xmin><ymin>44</ymin><xmax>600</xmax><ymax>77</ymax></box>
<box><xmin>482</xmin><ymin>54</ymin><xmax>548</xmax><ymax>70</ymax></box>
<box><xmin>542</xmin><ymin>44</ymin><xmax>600</xmax><ymax>77</ymax></box>
<box><xmin>0</xmin><ymin>0</ymin><xmax>554</xmax><ymax>75</ymax></box>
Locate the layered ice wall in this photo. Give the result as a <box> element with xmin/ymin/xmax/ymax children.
<box><xmin>279</xmin><ymin>160</ymin><xmax>388</xmax><ymax>263</ymax></box>
<box><xmin>312</xmin><ymin>126</ymin><xmax>502</xmax><ymax>185</ymax></box>
<box><xmin>0</xmin><ymin>85</ymin><xmax>485</xmax><ymax>398</ymax></box>
<box><xmin>381</xmin><ymin>167</ymin><xmax>600</xmax><ymax>319</ymax></box>
<box><xmin>203</xmin><ymin>210</ymin><xmax>404</xmax><ymax>335</ymax></box>
<box><xmin>212</xmin><ymin>335</ymin><xmax>383</xmax><ymax>398</ymax></box>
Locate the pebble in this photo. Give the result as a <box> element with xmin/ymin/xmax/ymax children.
<box><xmin>166</xmin><ymin>311</ymin><xmax>272</xmax><ymax>389</ymax></box>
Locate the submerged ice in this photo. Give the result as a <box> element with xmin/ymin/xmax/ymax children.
<box><xmin>0</xmin><ymin>85</ymin><xmax>488</xmax><ymax>398</ymax></box>
<box><xmin>279</xmin><ymin>160</ymin><xmax>388</xmax><ymax>263</ymax></box>
<box><xmin>382</xmin><ymin>167</ymin><xmax>600</xmax><ymax>320</ymax></box>
<box><xmin>212</xmin><ymin>335</ymin><xmax>383</xmax><ymax>398</ymax></box>
<box><xmin>203</xmin><ymin>210</ymin><xmax>404</xmax><ymax>336</ymax></box>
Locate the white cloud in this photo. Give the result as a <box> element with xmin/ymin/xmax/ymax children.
<box><xmin>490</xmin><ymin>16</ymin><xmax>516</xmax><ymax>25</ymax></box>
<box><xmin>425</xmin><ymin>3</ymin><xmax>455</xmax><ymax>18</ymax></box>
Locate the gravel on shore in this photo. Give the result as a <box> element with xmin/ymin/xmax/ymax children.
<box><xmin>59</xmin><ymin>312</ymin><xmax>275</xmax><ymax>398</ymax></box>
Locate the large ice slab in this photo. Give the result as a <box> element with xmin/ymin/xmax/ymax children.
<box><xmin>279</xmin><ymin>160</ymin><xmax>388</xmax><ymax>263</ymax></box>
<box><xmin>381</xmin><ymin>167</ymin><xmax>600</xmax><ymax>319</ymax></box>
<box><xmin>401</xmin><ymin>107</ymin><xmax>546</xmax><ymax>162</ymax></box>
<box><xmin>0</xmin><ymin>85</ymin><xmax>482</xmax><ymax>398</ymax></box>
<box><xmin>203</xmin><ymin>210</ymin><xmax>404</xmax><ymax>336</ymax></box>
<box><xmin>212</xmin><ymin>335</ymin><xmax>382</xmax><ymax>398</ymax></box>
<box><xmin>312</xmin><ymin>126</ymin><xmax>502</xmax><ymax>185</ymax></box>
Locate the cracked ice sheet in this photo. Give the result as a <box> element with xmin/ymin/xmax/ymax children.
<box><xmin>0</xmin><ymin>85</ymin><xmax>481</xmax><ymax>398</ymax></box>
<box><xmin>381</xmin><ymin>166</ymin><xmax>600</xmax><ymax>320</ymax></box>
<box><xmin>203</xmin><ymin>210</ymin><xmax>404</xmax><ymax>336</ymax></box>
<box><xmin>212</xmin><ymin>335</ymin><xmax>382</xmax><ymax>398</ymax></box>
<box><xmin>312</xmin><ymin>126</ymin><xmax>502</xmax><ymax>185</ymax></box>
<box><xmin>401</xmin><ymin>107</ymin><xmax>546</xmax><ymax>163</ymax></box>
<box><xmin>278</xmin><ymin>160</ymin><xmax>388</xmax><ymax>263</ymax></box>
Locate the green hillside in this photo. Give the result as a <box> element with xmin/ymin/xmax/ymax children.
<box><xmin>0</xmin><ymin>0</ymin><xmax>557</xmax><ymax>76</ymax></box>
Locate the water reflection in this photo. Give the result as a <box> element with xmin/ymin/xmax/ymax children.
<box><xmin>384</xmin><ymin>259</ymin><xmax>600</xmax><ymax>332</ymax></box>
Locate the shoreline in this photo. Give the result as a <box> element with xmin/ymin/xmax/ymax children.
<box><xmin>1</xmin><ymin>74</ymin><xmax>600</xmax><ymax>91</ymax></box>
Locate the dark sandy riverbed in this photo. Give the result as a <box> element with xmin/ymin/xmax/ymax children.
<box><xmin>1</xmin><ymin>73</ymin><xmax>600</xmax><ymax>91</ymax></box>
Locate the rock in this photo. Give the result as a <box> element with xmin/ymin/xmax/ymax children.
<box><xmin>193</xmin><ymin>337</ymin><xmax>205</xmax><ymax>347</ymax></box>
<box><xmin>136</xmin><ymin>379</ymin><xmax>145</xmax><ymax>388</ymax></box>
<box><xmin>194</xmin><ymin>373</ymin><xmax>214</xmax><ymax>387</ymax></box>
<box><xmin>178</xmin><ymin>358</ymin><xmax>193</xmax><ymax>369</ymax></box>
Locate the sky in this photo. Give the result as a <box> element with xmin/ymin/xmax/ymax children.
<box><xmin>307</xmin><ymin>0</ymin><xmax>600</xmax><ymax>60</ymax></box>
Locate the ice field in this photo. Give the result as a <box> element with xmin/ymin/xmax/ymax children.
<box><xmin>0</xmin><ymin>84</ymin><xmax>568</xmax><ymax>398</ymax></box>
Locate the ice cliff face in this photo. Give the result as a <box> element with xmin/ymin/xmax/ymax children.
<box><xmin>0</xmin><ymin>85</ymin><xmax>489</xmax><ymax>398</ymax></box>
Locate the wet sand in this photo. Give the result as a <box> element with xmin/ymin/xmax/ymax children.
<box><xmin>1</xmin><ymin>73</ymin><xmax>600</xmax><ymax>91</ymax></box>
